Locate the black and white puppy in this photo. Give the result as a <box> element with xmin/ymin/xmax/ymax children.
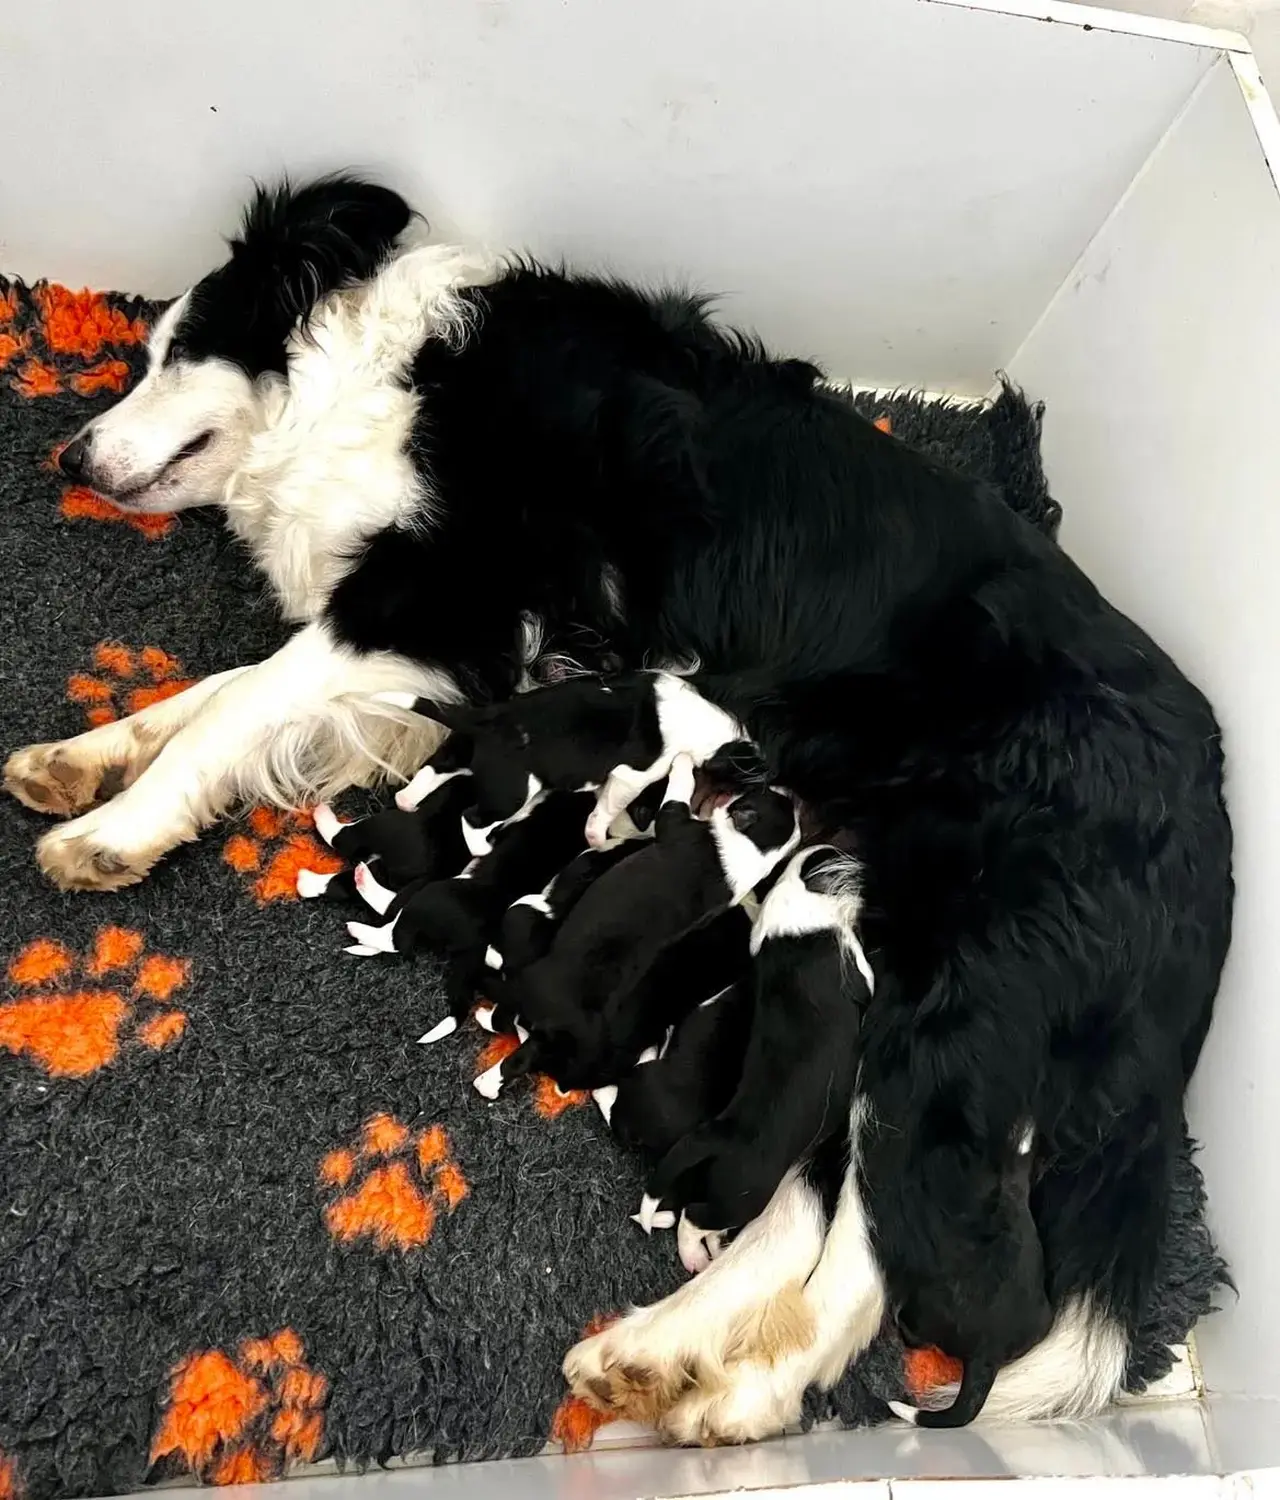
<box><xmin>380</xmin><ymin>671</ymin><xmax>743</xmax><ymax>854</ymax></box>
<box><xmin>488</xmin><ymin>777</ymin><xmax>667</xmax><ymax>977</ymax></box>
<box><xmin>888</xmin><ymin>1127</ymin><xmax>1051</xmax><ymax>1428</ymax></box>
<box><xmin>346</xmin><ymin>790</ymin><xmax>594</xmax><ymax>1040</ymax></box>
<box><xmin>478</xmin><ymin>755</ymin><xmax>797</xmax><ymax>1097</ymax></box>
<box><xmin>297</xmin><ymin>734</ymin><xmax>474</xmax><ymax>901</ymax></box>
<box><xmin>643</xmin><ymin>846</ymin><xmax>873</xmax><ymax>1273</ymax></box>
<box><xmin>600</xmin><ymin>941</ymin><xmax>753</xmax><ymax>1158</ymax></box>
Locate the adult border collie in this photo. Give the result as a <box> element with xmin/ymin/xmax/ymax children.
<box><xmin>5</xmin><ymin>175</ymin><xmax>1232</xmax><ymax>1438</ymax></box>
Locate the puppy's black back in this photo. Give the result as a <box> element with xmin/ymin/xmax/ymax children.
<box><xmin>332</xmin><ymin>775</ymin><xmax>472</xmax><ymax>884</ymax></box>
<box><xmin>612</xmin><ymin>979</ymin><xmax>752</xmax><ymax>1154</ymax></box>
<box><xmin>648</xmin><ymin>928</ymin><xmax>864</xmax><ymax>1230</ymax></box>
<box><xmin>473</xmin><ymin>790</ymin><xmax>595</xmax><ymax>903</ymax></box>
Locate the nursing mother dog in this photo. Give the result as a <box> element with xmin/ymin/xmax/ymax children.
<box><xmin>6</xmin><ymin>174</ymin><xmax>1233</xmax><ymax>1439</ymax></box>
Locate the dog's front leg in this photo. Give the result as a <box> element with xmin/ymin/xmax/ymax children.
<box><xmin>29</xmin><ymin>622</ymin><xmax>457</xmax><ymax>892</ymax></box>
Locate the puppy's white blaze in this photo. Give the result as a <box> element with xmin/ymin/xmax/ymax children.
<box><xmin>418</xmin><ymin>1016</ymin><xmax>458</xmax><ymax>1044</ymax></box>
<box><xmin>474</xmin><ymin>1003</ymin><xmax>497</xmax><ymax>1033</ymax></box>
<box><xmin>346</xmin><ymin>915</ymin><xmax>400</xmax><ymax>952</ymax></box>
<box><xmin>296</xmin><ymin>868</ymin><xmax>335</xmax><ymax>898</ymax></box>
<box><xmin>462</xmin><ymin>816</ymin><xmax>498</xmax><ymax>858</ymax></box>
<box><xmin>887</xmin><ymin>1401</ymin><xmax>920</xmax><ymax>1425</ymax></box>
<box><xmin>636</xmin><ymin>1045</ymin><xmax>660</xmax><ymax>1066</ymax></box>
<box><xmin>345</xmin><ymin>944</ymin><xmax>381</xmax><ymax>957</ymax></box>
<box><xmin>473</xmin><ymin>1060</ymin><xmax>505</xmax><ymax>1099</ymax></box>
<box><xmin>372</xmin><ymin>690</ymin><xmax>419</xmax><ymax>710</ymax></box>
<box><xmin>710</xmin><ymin>801</ymin><xmax>801</xmax><ymax>903</ymax></box>
<box><xmin>638</xmin><ymin>1193</ymin><xmax>663</xmax><ymax>1233</ymax></box>
<box><xmin>312</xmin><ymin>803</ymin><xmax>345</xmax><ymax>845</ymax></box>
<box><xmin>354</xmin><ymin>862</ymin><xmax>395</xmax><ymax>915</ymax></box>
<box><xmin>592</xmin><ymin>1084</ymin><xmax>618</xmax><ymax>1124</ymax></box>
<box><xmin>484</xmin><ymin>946</ymin><xmax>503</xmax><ymax>971</ymax></box>
<box><xmin>678</xmin><ymin>1213</ymin><xmax>714</xmax><ymax>1275</ymax></box>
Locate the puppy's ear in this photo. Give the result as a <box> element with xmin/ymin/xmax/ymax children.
<box><xmin>728</xmin><ymin>800</ymin><xmax>759</xmax><ymax>834</ymax></box>
<box><xmin>233</xmin><ymin>174</ymin><xmax>414</xmax><ymax>338</ymax></box>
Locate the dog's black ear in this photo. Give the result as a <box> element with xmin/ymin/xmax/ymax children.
<box><xmin>233</xmin><ymin>174</ymin><xmax>414</xmax><ymax>336</ymax></box>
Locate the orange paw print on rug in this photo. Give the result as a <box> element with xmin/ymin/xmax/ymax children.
<box><xmin>223</xmin><ymin>807</ymin><xmax>344</xmax><ymax>904</ymax></box>
<box><xmin>59</xmin><ymin>483</ymin><xmax>175</xmax><ymax>539</ymax></box>
<box><xmin>67</xmin><ymin>642</ymin><xmax>195</xmax><ymax>728</ymax></box>
<box><xmin>474</xmin><ymin>1022</ymin><xmax>590</xmax><ymax>1121</ymax></box>
<box><xmin>3</xmin><ymin>283</ymin><xmax>147</xmax><ymax>398</ymax></box>
<box><xmin>151</xmin><ymin>1327</ymin><xmax>327</xmax><ymax>1484</ymax></box>
<box><xmin>0</xmin><ymin>927</ymin><xmax>190</xmax><ymax>1078</ymax></box>
<box><xmin>550</xmin><ymin>1314</ymin><xmax>621</xmax><ymax>1454</ymax></box>
<box><xmin>319</xmin><ymin>1115</ymin><xmax>468</xmax><ymax>1252</ymax></box>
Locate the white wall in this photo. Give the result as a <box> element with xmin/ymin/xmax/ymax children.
<box><xmin>1007</xmin><ymin>56</ymin><xmax>1280</xmax><ymax>1398</ymax></box>
<box><xmin>0</xmin><ymin>0</ymin><xmax>1209</xmax><ymax>393</ymax></box>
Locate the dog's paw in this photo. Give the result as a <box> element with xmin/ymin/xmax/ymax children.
<box><xmin>563</xmin><ymin>1314</ymin><xmax>698</xmax><ymax>1427</ymax></box>
<box><xmin>661</xmin><ymin>1359</ymin><xmax>801</xmax><ymax>1447</ymax></box>
<box><xmin>5</xmin><ymin>742</ymin><xmax>116</xmax><ymax>818</ymax></box>
<box><xmin>36</xmin><ymin>818</ymin><xmax>159</xmax><ymax>892</ymax></box>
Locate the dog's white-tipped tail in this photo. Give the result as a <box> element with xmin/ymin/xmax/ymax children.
<box><xmin>418</xmin><ymin>1016</ymin><xmax>458</xmax><ymax>1045</ymax></box>
<box><xmin>296</xmin><ymin>868</ymin><xmax>335</xmax><ymax>899</ymax></box>
<box><xmin>973</xmin><ymin>1298</ymin><xmax>1127</xmax><ymax>1422</ymax></box>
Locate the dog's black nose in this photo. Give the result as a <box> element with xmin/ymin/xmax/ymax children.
<box><xmin>58</xmin><ymin>435</ymin><xmax>91</xmax><ymax>482</ymax></box>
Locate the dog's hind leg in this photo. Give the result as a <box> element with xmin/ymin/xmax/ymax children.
<box><xmin>27</xmin><ymin>622</ymin><xmax>455</xmax><ymax>892</ymax></box>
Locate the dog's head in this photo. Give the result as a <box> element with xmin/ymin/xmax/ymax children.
<box><xmin>57</xmin><ymin>175</ymin><xmax>411</xmax><ymax>513</ymax></box>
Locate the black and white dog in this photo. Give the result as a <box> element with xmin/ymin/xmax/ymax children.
<box><xmin>5</xmin><ymin>173</ymin><xmax>1233</xmax><ymax>1437</ymax></box>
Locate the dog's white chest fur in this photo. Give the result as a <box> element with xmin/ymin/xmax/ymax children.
<box><xmin>225</xmin><ymin>244</ymin><xmax>496</xmax><ymax>621</ymax></box>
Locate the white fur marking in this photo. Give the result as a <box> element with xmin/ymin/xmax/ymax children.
<box><xmin>346</xmin><ymin>915</ymin><xmax>399</xmax><ymax>953</ymax></box>
<box><xmin>419</xmin><ymin>1016</ymin><xmax>458</xmax><ymax>1044</ymax></box>
<box><xmin>592</xmin><ymin>1085</ymin><xmax>618</xmax><ymax>1125</ymax></box>
<box><xmin>354</xmin><ymin>862</ymin><xmax>395</xmax><ymax>915</ymax></box>
<box><xmin>312</xmin><ymin>803</ymin><xmax>344</xmax><ymax>845</ymax></box>
<box><xmin>296</xmin><ymin>868</ymin><xmax>335</xmax><ymax>898</ymax></box>
<box><xmin>474</xmin><ymin>1004</ymin><xmax>497</xmax><ymax>1033</ymax></box>
<box><xmin>473</xmin><ymin>1060</ymin><xmax>505</xmax><ymax>1099</ymax></box>
<box><xmin>484</xmin><ymin>946</ymin><xmax>503</xmax><ymax>971</ymax></box>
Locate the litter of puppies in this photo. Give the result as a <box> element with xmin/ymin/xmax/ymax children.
<box><xmin>298</xmin><ymin>668</ymin><xmax>1037</xmax><ymax>1426</ymax></box>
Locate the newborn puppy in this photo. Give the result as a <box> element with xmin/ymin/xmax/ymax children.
<box><xmin>888</xmin><ymin>1129</ymin><xmax>1052</xmax><ymax>1429</ymax></box>
<box><xmin>379</xmin><ymin>671</ymin><xmax>744</xmax><ymax>852</ymax></box>
<box><xmin>345</xmin><ymin>791</ymin><xmax>594</xmax><ymax>1040</ymax></box>
<box><xmin>487</xmin><ymin>757</ymin><xmax>797</xmax><ymax>1095</ymax></box>
<box><xmin>490</xmin><ymin>778</ymin><xmax>667</xmax><ymax>977</ymax></box>
<box><xmin>300</xmin><ymin>770</ymin><xmax>474</xmax><ymax>904</ymax></box>
<box><xmin>644</xmin><ymin>846</ymin><xmax>874</xmax><ymax>1272</ymax></box>
<box><xmin>604</xmin><ymin>965</ymin><xmax>752</xmax><ymax>1156</ymax></box>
